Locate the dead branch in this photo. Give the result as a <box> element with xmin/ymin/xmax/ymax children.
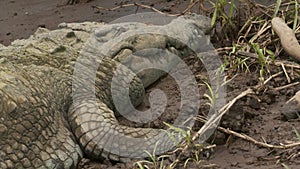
<box><xmin>92</xmin><ymin>1</ymin><xmax>201</xmax><ymax>17</ymax></box>
<box><xmin>272</xmin><ymin>17</ymin><xmax>300</xmax><ymax>61</ymax></box>
<box><xmin>170</xmin><ymin>88</ymin><xmax>255</xmax><ymax>168</ymax></box>
<box><xmin>92</xmin><ymin>3</ymin><xmax>179</xmax><ymax>16</ymax></box>
<box><xmin>274</xmin><ymin>81</ymin><xmax>300</xmax><ymax>91</ymax></box>
<box><xmin>218</xmin><ymin>126</ymin><xmax>300</xmax><ymax>149</ymax></box>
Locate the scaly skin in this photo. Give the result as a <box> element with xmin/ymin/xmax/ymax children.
<box><xmin>0</xmin><ymin>14</ymin><xmax>211</xmax><ymax>168</ymax></box>
<box><xmin>0</xmin><ymin>25</ymin><xmax>89</xmax><ymax>168</ymax></box>
<box><xmin>0</xmin><ymin>24</ymin><xmax>148</xmax><ymax>168</ymax></box>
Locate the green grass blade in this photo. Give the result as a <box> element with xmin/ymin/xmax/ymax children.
<box><xmin>293</xmin><ymin>0</ymin><xmax>298</xmax><ymax>31</ymax></box>
<box><xmin>273</xmin><ymin>0</ymin><xmax>282</xmax><ymax>17</ymax></box>
<box><xmin>293</xmin><ymin>127</ymin><xmax>300</xmax><ymax>141</ymax></box>
<box><xmin>211</xmin><ymin>3</ymin><xmax>218</xmax><ymax>28</ymax></box>
<box><xmin>135</xmin><ymin>162</ymin><xmax>145</xmax><ymax>169</ymax></box>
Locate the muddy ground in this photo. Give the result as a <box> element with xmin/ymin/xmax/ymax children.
<box><xmin>1</xmin><ymin>0</ymin><xmax>300</xmax><ymax>168</ymax></box>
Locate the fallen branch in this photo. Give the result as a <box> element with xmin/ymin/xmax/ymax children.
<box><xmin>218</xmin><ymin>126</ymin><xmax>300</xmax><ymax>149</ymax></box>
<box><xmin>286</xmin><ymin>90</ymin><xmax>300</xmax><ymax>107</ymax></box>
<box><xmin>92</xmin><ymin>3</ymin><xmax>180</xmax><ymax>16</ymax></box>
<box><xmin>274</xmin><ymin>81</ymin><xmax>300</xmax><ymax>91</ymax></box>
<box><xmin>170</xmin><ymin>66</ymin><xmax>298</xmax><ymax>168</ymax></box>
<box><xmin>271</xmin><ymin>17</ymin><xmax>300</xmax><ymax>61</ymax></box>
<box><xmin>92</xmin><ymin>1</ymin><xmax>205</xmax><ymax>17</ymax></box>
<box><xmin>263</xmin><ymin>71</ymin><xmax>283</xmax><ymax>85</ymax></box>
<box><xmin>170</xmin><ymin>88</ymin><xmax>255</xmax><ymax>168</ymax></box>
<box><xmin>92</xmin><ymin>1</ymin><xmax>201</xmax><ymax>17</ymax></box>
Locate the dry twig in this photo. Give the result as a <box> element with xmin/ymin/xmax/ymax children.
<box><xmin>274</xmin><ymin>81</ymin><xmax>300</xmax><ymax>91</ymax></box>
<box><xmin>218</xmin><ymin>126</ymin><xmax>300</xmax><ymax>149</ymax></box>
<box><xmin>92</xmin><ymin>1</ymin><xmax>202</xmax><ymax>17</ymax></box>
<box><xmin>170</xmin><ymin>88</ymin><xmax>255</xmax><ymax>168</ymax></box>
<box><xmin>92</xmin><ymin>3</ymin><xmax>179</xmax><ymax>16</ymax></box>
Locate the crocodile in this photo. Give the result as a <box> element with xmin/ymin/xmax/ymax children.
<box><xmin>0</xmin><ymin>14</ymin><xmax>213</xmax><ymax>168</ymax></box>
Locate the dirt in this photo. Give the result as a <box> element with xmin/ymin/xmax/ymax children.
<box><xmin>1</xmin><ymin>0</ymin><xmax>300</xmax><ymax>169</ymax></box>
<box><xmin>0</xmin><ymin>0</ymin><xmax>191</xmax><ymax>46</ymax></box>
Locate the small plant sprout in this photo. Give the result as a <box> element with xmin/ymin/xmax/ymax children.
<box><xmin>135</xmin><ymin>142</ymin><xmax>169</xmax><ymax>169</ymax></box>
